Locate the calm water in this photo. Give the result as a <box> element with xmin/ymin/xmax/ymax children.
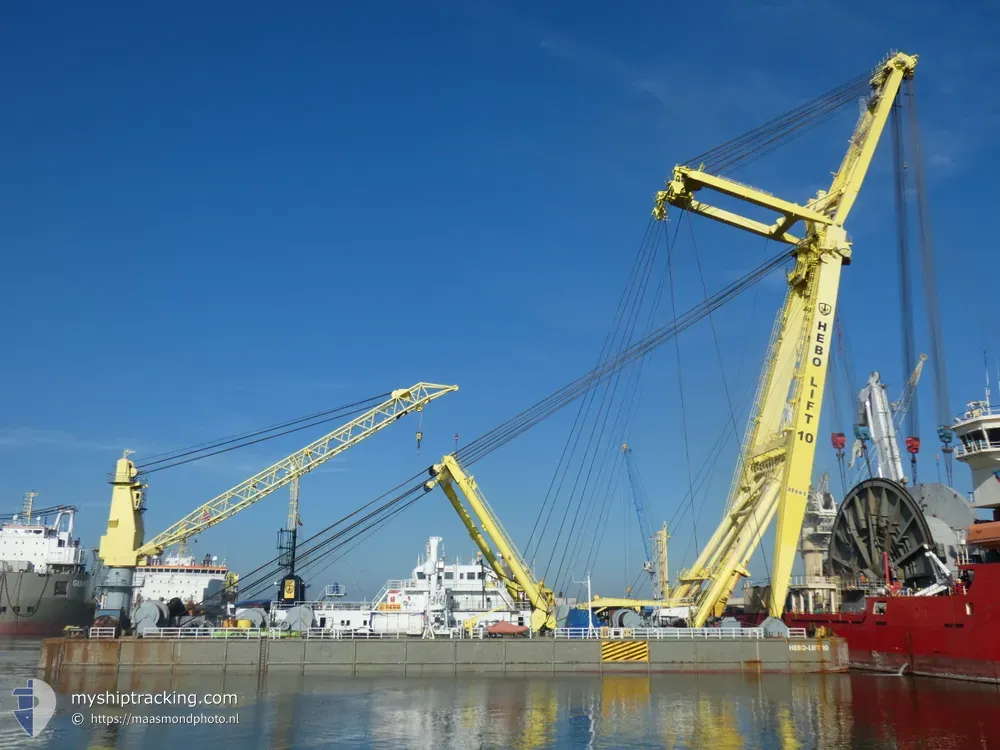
<box><xmin>1</xmin><ymin>638</ymin><xmax>997</xmax><ymax>749</ymax></box>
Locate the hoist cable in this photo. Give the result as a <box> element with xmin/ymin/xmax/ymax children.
<box><xmin>229</xmin><ymin>485</ymin><xmax>426</xmax><ymax>602</ymax></box>
<box><xmin>688</xmin><ymin>71</ymin><xmax>870</xmax><ymax>169</ymax></box>
<box><xmin>827</xmin><ymin>340</ymin><xmax>849</xmax><ymax>497</ymax></box>
<box><xmin>250</xmin><ymin>489</ymin><xmax>426</xmax><ymax>600</ymax></box>
<box><xmin>665</xmin><ymin>220</ymin><xmax>698</xmax><ymax>558</ymax></box>
<box><xmin>139</xmin><ymin>400</ymin><xmax>383</xmax><ymax>475</ymax></box>
<box><xmin>543</xmin><ymin>228</ymin><xmax>662</xmax><ymax>588</ymax></box>
<box><xmin>905</xmin><ymin>78</ymin><xmax>952</xmax><ymax>469</ymax></box>
<box><xmin>687</xmin><ymin>213</ymin><xmax>741</xmax><ymax>453</ymax></box>
<box><xmin>211</xmin><ymin>481</ymin><xmax>425</xmax><ymax>602</ymax></box>
<box><xmin>891</xmin><ymin>97</ymin><xmax>919</xmax><ymax>442</ymax></box>
<box><xmin>201</xmin><ymin>235</ymin><xmax>792</xmax><ymax>610</ymax></box>
<box><xmin>197</xmin><ymin>471</ymin><xmax>428</xmax><ymax>607</ymax></box>
<box><xmin>136</xmin><ymin>392</ymin><xmax>390</xmax><ymax>471</ymax></box>
<box><xmin>456</xmin><ymin>245</ymin><xmax>796</xmax><ymax>468</ymax></box>
<box><xmin>708</xmin><ymin>85</ymin><xmax>870</xmax><ymax>175</ymax></box>
<box><xmin>526</xmin><ymin>218</ymin><xmax>661</xmax><ymax>568</ymax></box>
<box><xmin>551</xmin><ymin>221</ymin><xmax>680</xmax><ymax>591</ymax></box>
<box><xmin>524</xmin><ymin>218</ymin><xmax>660</xmax><ymax>564</ymax></box>
<box><xmin>688</xmin><ymin>71</ymin><xmax>872</xmax><ymax>174</ymax></box>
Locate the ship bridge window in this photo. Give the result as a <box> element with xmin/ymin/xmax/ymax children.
<box><xmin>416</xmin><ymin>572</ymin><xmax>426</xmax><ymax>580</ymax></box>
<box><xmin>444</xmin><ymin>572</ymin><xmax>453</xmax><ymax>580</ymax></box>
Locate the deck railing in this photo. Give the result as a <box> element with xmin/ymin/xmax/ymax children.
<box><xmin>104</xmin><ymin>625</ymin><xmax>811</xmax><ymax>641</ymax></box>
<box><xmin>553</xmin><ymin>626</ymin><xmax>806</xmax><ymax>640</ymax></box>
<box><xmin>141</xmin><ymin>627</ymin><xmax>262</xmax><ymax>639</ymax></box>
<box><xmin>304</xmin><ymin>629</ymin><xmax>399</xmax><ymax>639</ymax></box>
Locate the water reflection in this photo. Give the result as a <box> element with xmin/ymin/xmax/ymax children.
<box><xmin>1</xmin><ymin>641</ymin><xmax>998</xmax><ymax>749</ymax></box>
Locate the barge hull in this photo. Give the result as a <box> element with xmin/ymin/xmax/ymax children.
<box><xmin>39</xmin><ymin>635</ymin><xmax>847</xmax><ymax>677</ymax></box>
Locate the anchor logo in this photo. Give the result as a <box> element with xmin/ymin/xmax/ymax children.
<box><xmin>817</xmin><ymin>303</ymin><xmax>832</xmax><ymax>316</ymax></box>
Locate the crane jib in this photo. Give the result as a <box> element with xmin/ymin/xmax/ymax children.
<box><xmin>97</xmin><ymin>383</ymin><xmax>458</xmax><ymax>568</ymax></box>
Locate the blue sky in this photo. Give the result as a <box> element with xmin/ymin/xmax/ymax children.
<box><xmin>2</xmin><ymin>1</ymin><xmax>998</xmax><ymax>599</ymax></box>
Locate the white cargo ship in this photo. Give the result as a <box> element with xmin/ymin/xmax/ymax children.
<box><xmin>0</xmin><ymin>494</ymin><xmax>91</xmax><ymax>635</ymax></box>
<box><xmin>264</xmin><ymin>536</ymin><xmax>533</xmax><ymax>636</ymax></box>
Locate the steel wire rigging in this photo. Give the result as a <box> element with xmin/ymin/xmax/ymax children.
<box><xmin>134</xmin><ymin>392</ymin><xmax>392</xmax><ymax>474</ymax></box>
<box><xmin>196</xmin><ymin>246</ymin><xmax>791</xmax><ymax>609</ymax></box>
<box><xmin>200</xmin><ymin>62</ymin><xmax>895</xmax><ymax>613</ymax></box>
<box><xmin>522</xmin><ymin>217</ymin><xmax>663</xmax><ymax>571</ymax></box>
<box><xmin>685</xmin><ymin>70</ymin><xmax>873</xmax><ymax>175</ymax></box>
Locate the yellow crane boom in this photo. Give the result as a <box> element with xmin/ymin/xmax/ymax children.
<box><xmin>425</xmin><ymin>455</ymin><xmax>557</xmax><ymax>632</ymax></box>
<box><xmin>654</xmin><ymin>52</ymin><xmax>917</xmax><ymax>625</ymax></box>
<box><xmin>99</xmin><ymin>382</ymin><xmax>458</xmax><ymax>567</ymax></box>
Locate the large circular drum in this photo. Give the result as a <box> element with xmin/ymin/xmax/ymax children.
<box><xmin>827</xmin><ymin>477</ymin><xmax>953</xmax><ymax>588</ymax></box>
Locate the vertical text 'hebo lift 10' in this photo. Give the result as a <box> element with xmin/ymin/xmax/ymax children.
<box><xmin>652</xmin><ymin>52</ymin><xmax>918</xmax><ymax>628</ymax></box>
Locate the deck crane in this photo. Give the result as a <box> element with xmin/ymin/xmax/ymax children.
<box><xmin>651</xmin><ymin>52</ymin><xmax>918</xmax><ymax>627</ymax></box>
<box><xmin>424</xmin><ymin>455</ymin><xmax>558</xmax><ymax>632</ymax></box>
<box><xmin>620</xmin><ymin>444</ymin><xmax>670</xmax><ymax>600</ymax></box>
<box><xmin>892</xmin><ymin>353</ymin><xmax>927</xmax><ymax>429</ymax></box>
<box><xmin>97</xmin><ymin>382</ymin><xmax>458</xmax><ymax>619</ymax></box>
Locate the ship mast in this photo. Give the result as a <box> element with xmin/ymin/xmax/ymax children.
<box><xmin>21</xmin><ymin>491</ymin><xmax>38</xmax><ymax>522</ymax></box>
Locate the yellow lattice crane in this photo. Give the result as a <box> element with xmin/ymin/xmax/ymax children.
<box><xmin>652</xmin><ymin>52</ymin><xmax>918</xmax><ymax>626</ymax></box>
<box><xmin>424</xmin><ymin>455</ymin><xmax>558</xmax><ymax>632</ymax></box>
<box><xmin>97</xmin><ymin>383</ymin><xmax>458</xmax><ymax>615</ymax></box>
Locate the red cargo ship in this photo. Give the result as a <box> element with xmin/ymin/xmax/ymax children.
<box><xmin>786</xmin><ymin>560</ymin><xmax>1000</xmax><ymax>682</ymax></box>
<box><xmin>784</xmin><ymin>400</ymin><xmax>1000</xmax><ymax>683</ymax></box>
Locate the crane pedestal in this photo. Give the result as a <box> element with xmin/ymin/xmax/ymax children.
<box><xmin>97</xmin><ymin>567</ymin><xmax>135</xmax><ymax>629</ymax></box>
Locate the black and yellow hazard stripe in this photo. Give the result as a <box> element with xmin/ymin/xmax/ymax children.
<box><xmin>601</xmin><ymin>640</ymin><xmax>649</xmax><ymax>662</ymax></box>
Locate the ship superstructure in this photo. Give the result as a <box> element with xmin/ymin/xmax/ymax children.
<box><xmin>953</xmin><ymin>399</ymin><xmax>1000</xmax><ymax>524</ymax></box>
<box><xmin>264</xmin><ymin>536</ymin><xmax>532</xmax><ymax>636</ymax></box>
<box><xmin>0</xmin><ymin>494</ymin><xmax>91</xmax><ymax>635</ymax></box>
<box><xmin>133</xmin><ymin>551</ymin><xmax>230</xmax><ymax>612</ymax></box>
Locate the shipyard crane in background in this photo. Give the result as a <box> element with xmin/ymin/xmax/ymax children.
<box><xmin>649</xmin><ymin>52</ymin><xmax>919</xmax><ymax>628</ymax></box>
<box><xmin>620</xmin><ymin>444</ymin><xmax>669</xmax><ymax>600</ymax></box>
<box><xmin>97</xmin><ymin>382</ymin><xmax>458</xmax><ymax>619</ymax></box>
<box><xmin>849</xmin><ymin>354</ymin><xmax>926</xmax><ymax>485</ymax></box>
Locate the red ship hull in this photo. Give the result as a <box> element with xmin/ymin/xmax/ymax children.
<box><xmin>784</xmin><ymin>563</ymin><xmax>1000</xmax><ymax>684</ymax></box>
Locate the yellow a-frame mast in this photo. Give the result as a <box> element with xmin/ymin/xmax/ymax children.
<box><xmin>425</xmin><ymin>455</ymin><xmax>558</xmax><ymax>632</ymax></box>
<box><xmin>654</xmin><ymin>53</ymin><xmax>917</xmax><ymax>625</ymax></box>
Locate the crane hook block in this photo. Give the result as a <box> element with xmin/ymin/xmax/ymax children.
<box><xmin>831</xmin><ymin>433</ymin><xmax>847</xmax><ymax>451</ymax></box>
<box><xmin>905</xmin><ymin>436</ymin><xmax>921</xmax><ymax>455</ymax></box>
<box><xmin>415</xmin><ymin>430</ymin><xmax>423</xmax><ymax>453</ymax></box>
